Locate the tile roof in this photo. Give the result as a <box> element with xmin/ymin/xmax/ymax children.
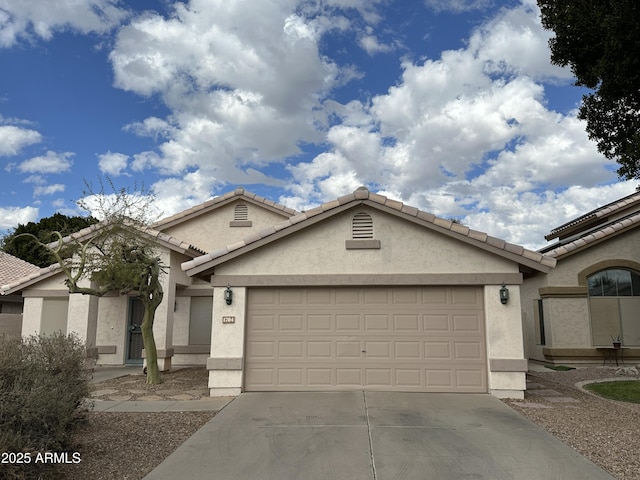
<box><xmin>545</xmin><ymin>191</ymin><xmax>640</xmax><ymax>241</ymax></box>
<box><xmin>182</xmin><ymin>187</ymin><xmax>556</xmax><ymax>275</ymax></box>
<box><xmin>152</xmin><ymin>187</ymin><xmax>298</xmax><ymax>230</ymax></box>
<box><xmin>0</xmin><ymin>221</ymin><xmax>207</xmax><ymax>295</ymax></box>
<box><xmin>543</xmin><ymin>210</ymin><xmax>640</xmax><ymax>259</ymax></box>
<box><xmin>0</xmin><ymin>252</ymin><xmax>40</xmax><ymax>289</ymax></box>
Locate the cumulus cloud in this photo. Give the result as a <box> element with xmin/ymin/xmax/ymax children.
<box><xmin>107</xmin><ymin>0</ymin><xmax>374</xmax><ymax>184</ymax></box>
<box><xmin>33</xmin><ymin>183</ymin><xmax>65</xmax><ymax>197</ymax></box>
<box><xmin>0</xmin><ymin>205</ymin><xmax>38</xmax><ymax>230</ymax></box>
<box><xmin>17</xmin><ymin>151</ymin><xmax>73</xmax><ymax>174</ymax></box>
<box><xmin>0</xmin><ymin>125</ymin><xmax>41</xmax><ymax>156</ymax></box>
<box><xmin>423</xmin><ymin>0</ymin><xmax>492</xmax><ymax>13</ymax></box>
<box><xmin>98</xmin><ymin>151</ymin><xmax>129</xmax><ymax>176</ymax></box>
<box><xmin>0</xmin><ymin>0</ymin><xmax>129</xmax><ymax>47</ymax></box>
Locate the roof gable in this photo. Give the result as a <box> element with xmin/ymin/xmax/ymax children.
<box><xmin>0</xmin><ymin>252</ymin><xmax>40</xmax><ymax>287</ymax></box>
<box><xmin>182</xmin><ymin>187</ymin><xmax>555</xmax><ymax>277</ymax></box>
<box><xmin>152</xmin><ymin>187</ymin><xmax>297</xmax><ymax>231</ymax></box>
<box><xmin>1</xmin><ymin>221</ymin><xmax>206</xmax><ymax>295</ymax></box>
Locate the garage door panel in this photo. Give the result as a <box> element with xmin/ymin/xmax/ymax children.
<box><xmin>394</xmin><ymin>314</ymin><xmax>420</xmax><ymax>331</ymax></box>
<box><xmin>453</xmin><ymin>314</ymin><xmax>482</xmax><ymax>332</ymax></box>
<box><xmin>364</xmin><ymin>314</ymin><xmax>390</xmax><ymax>331</ymax></box>
<box><xmin>245</xmin><ymin>287</ymin><xmax>486</xmax><ymax>392</ymax></box>
<box><xmin>307</xmin><ymin>341</ymin><xmax>332</xmax><ymax>358</ymax></box>
<box><xmin>424</xmin><ymin>341</ymin><xmax>452</xmax><ymax>359</ymax></box>
<box><xmin>423</xmin><ymin>314</ymin><xmax>450</xmax><ymax>331</ymax></box>
<box><xmin>336</xmin><ymin>368</ymin><xmax>362</xmax><ymax>385</ymax></box>
<box><xmin>249</xmin><ymin>315</ymin><xmax>276</xmax><ymax>331</ymax></box>
<box><xmin>279</xmin><ymin>315</ymin><xmax>304</xmax><ymax>331</ymax></box>
<box><xmin>336</xmin><ymin>314</ymin><xmax>360</xmax><ymax>331</ymax></box>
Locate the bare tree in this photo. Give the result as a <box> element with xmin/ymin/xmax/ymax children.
<box><xmin>12</xmin><ymin>179</ymin><xmax>166</xmax><ymax>384</ymax></box>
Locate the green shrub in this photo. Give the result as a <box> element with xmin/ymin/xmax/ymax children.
<box><xmin>0</xmin><ymin>332</ymin><xmax>93</xmax><ymax>480</ymax></box>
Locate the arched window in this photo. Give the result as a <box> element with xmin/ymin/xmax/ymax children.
<box><xmin>352</xmin><ymin>212</ymin><xmax>373</xmax><ymax>239</ymax></box>
<box><xmin>587</xmin><ymin>269</ymin><xmax>640</xmax><ymax>297</ymax></box>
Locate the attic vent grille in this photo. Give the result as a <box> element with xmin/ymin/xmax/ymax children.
<box><xmin>234</xmin><ymin>203</ymin><xmax>248</xmax><ymax>221</ymax></box>
<box><xmin>352</xmin><ymin>212</ymin><xmax>373</xmax><ymax>239</ymax></box>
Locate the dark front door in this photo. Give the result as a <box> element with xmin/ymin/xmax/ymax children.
<box><xmin>126</xmin><ymin>297</ymin><xmax>144</xmax><ymax>364</ymax></box>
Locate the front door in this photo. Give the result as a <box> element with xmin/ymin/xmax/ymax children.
<box><xmin>126</xmin><ymin>297</ymin><xmax>144</xmax><ymax>364</ymax></box>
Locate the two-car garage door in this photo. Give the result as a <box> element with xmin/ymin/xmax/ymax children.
<box><xmin>244</xmin><ymin>286</ymin><xmax>487</xmax><ymax>392</ymax></box>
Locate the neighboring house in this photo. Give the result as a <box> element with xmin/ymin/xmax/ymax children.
<box><xmin>1</xmin><ymin>187</ymin><xmax>555</xmax><ymax>399</ymax></box>
<box><xmin>522</xmin><ymin>191</ymin><xmax>640</xmax><ymax>365</ymax></box>
<box><xmin>0</xmin><ymin>252</ymin><xmax>40</xmax><ymax>336</ymax></box>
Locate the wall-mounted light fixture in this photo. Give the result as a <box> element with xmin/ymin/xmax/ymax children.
<box><xmin>499</xmin><ymin>283</ymin><xmax>509</xmax><ymax>305</ymax></box>
<box><xmin>224</xmin><ymin>285</ymin><xmax>233</xmax><ymax>305</ymax></box>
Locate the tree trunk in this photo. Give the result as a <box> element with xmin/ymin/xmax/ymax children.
<box><xmin>141</xmin><ymin>300</ymin><xmax>162</xmax><ymax>385</ymax></box>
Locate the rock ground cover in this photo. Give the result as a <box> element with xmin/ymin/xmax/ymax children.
<box><xmin>52</xmin><ymin>365</ymin><xmax>640</xmax><ymax>480</ymax></box>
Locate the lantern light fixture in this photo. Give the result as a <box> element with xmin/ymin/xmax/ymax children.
<box><xmin>499</xmin><ymin>283</ymin><xmax>509</xmax><ymax>305</ymax></box>
<box><xmin>224</xmin><ymin>285</ymin><xmax>233</xmax><ymax>305</ymax></box>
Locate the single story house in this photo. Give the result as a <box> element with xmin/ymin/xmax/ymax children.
<box><xmin>0</xmin><ymin>251</ymin><xmax>40</xmax><ymax>337</ymax></box>
<box><xmin>521</xmin><ymin>191</ymin><xmax>640</xmax><ymax>364</ymax></box>
<box><xmin>2</xmin><ymin>187</ymin><xmax>555</xmax><ymax>399</ymax></box>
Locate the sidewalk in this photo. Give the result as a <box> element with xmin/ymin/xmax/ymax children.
<box><xmin>90</xmin><ymin>396</ymin><xmax>234</xmax><ymax>412</ymax></box>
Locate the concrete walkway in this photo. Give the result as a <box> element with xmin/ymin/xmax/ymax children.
<box><xmin>143</xmin><ymin>391</ymin><xmax>614</xmax><ymax>480</ymax></box>
<box><xmin>90</xmin><ymin>396</ymin><xmax>234</xmax><ymax>412</ymax></box>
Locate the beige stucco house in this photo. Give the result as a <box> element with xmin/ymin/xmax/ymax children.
<box><xmin>522</xmin><ymin>191</ymin><xmax>640</xmax><ymax>365</ymax></box>
<box><xmin>0</xmin><ymin>252</ymin><xmax>40</xmax><ymax>336</ymax></box>
<box><xmin>2</xmin><ymin>187</ymin><xmax>555</xmax><ymax>399</ymax></box>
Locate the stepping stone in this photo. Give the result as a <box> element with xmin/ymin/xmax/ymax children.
<box><xmin>108</xmin><ymin>395</ymin><xmax>132</xmax><ymax>401</ymax></box>
<box><xmin>90</xmin><ymin>389</ymin><xmax>119</xmax><ymax>397</ymax></box>
<box><xmin>526</xmin><ymin>382</ymin><xmax>544</xmax><ymax>389</ymax></box>
<box><xmin>156</xmin><ymin>389</ymin><xmax>179</xmax><ymax>395</ymax></box>
<box><xmin>169</xmin><ymin>394</ymin><xmax>195</xmax><ymax>401</ymax></box>
<box><xmin>514</xmin><ymin>402</ymin><xmax>552</xmax><ymax>409</ymax></box>
<box><xmin>136</xmin><ymin>395</ymin><xmax>164</xmax><ymax>401</ymax></box>
<box><xmin>186</xmin><ymin>390</ymin><xmax>207</xmax><ymax>396</ymax></box>
<box><xmin>545</xmin><ymin>396</ymin><xmax>580</xmax><ymax>403</ymax></box>
<box><xmin>527</xmin><ymin>389</ymin><xmax>562</xmax><ymax>396</ymax></box>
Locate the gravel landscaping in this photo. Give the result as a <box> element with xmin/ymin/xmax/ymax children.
<box><xmin>46</xmin><ymin>365</ymin><xmax>640</xmax><ymax>479</ymax></box>
<box><xmin>504</xmin><ymin>365</ymin><xmax>640</xmax><ymax>480</ymax></box>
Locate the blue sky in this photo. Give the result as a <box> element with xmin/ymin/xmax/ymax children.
<box><xmin>0</xmin><ymin>0</ymin><xmax>635</xmax><ymax>249</ymax></box>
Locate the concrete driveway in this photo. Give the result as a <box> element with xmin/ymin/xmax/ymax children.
<box><xmin>144</xmin><ymin>391</ymin><xmax>613</xmax><ymax>480</ymax></box>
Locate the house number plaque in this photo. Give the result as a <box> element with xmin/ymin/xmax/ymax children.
<box><xmin>222</xmin><ymin>316</ymin><xmax>235</xmax><ymax>324</ymax></box>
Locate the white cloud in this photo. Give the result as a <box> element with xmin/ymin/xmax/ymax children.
<box><xmin>107</xmin><ymin>0</ymin><xmax>372</xmax><ymax>184</ymax></box>
<box><xmin>17</xmin><ymin>151</ymin><xmax>73</xmax><ymax>174</ymax></box>
<box><xmin>33</xmin><ymin>183</ymin><xmax>65</xmax><ymax>197</ymax></box>
<box><xmin>0</xmin><ymin>125</ymin><xmax>41</xmax><ymax>156</ymax></box>
<box><xmin>98</xmin><ymin>151</ymin><xmax>129</xmax><ymax>176</ymax></box>
<box><xmin>423</xmin><ymin>0</ymin><xmax>492</xmax><ymax>13</ymax></box>
<box><xmin>0</xmin><ymin>0</ymin><xmax>129</xmax><ymax>47</ymax></box>
<box><xmin>358</xmin><ymin>27</ymin><xmax>394</xmax><ymax>55</ymax></box>
<box><xmin>0</xmin><ymin>205</ymin><xmax>38</xmax><ymax>230</ymax></box>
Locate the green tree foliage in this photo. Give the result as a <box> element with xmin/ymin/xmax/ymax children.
<box><xmin>538</xmin><ymin>1</ymin><xmax>640</xmax><ymax>178</ymax></box>
<box><xmin>1</xmin><ymin>213</ymin><xmax>98</xmax><ymax>267</ymax></box>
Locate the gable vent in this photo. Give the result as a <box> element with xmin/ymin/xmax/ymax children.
<box><xmin>234</xmin><ymin>203</ymin><xmax>248</xmax><ymax>221</ymax></box>
<box><xmin>352</xmin><ymin>212</ymin><xmax>373</xmax><ymax>239</ymax></box>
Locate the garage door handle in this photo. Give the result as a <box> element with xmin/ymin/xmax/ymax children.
<box><xmin>361</xmin><ymin>349</ymin><xmax>366</xmax><ymax>353</ymax></box>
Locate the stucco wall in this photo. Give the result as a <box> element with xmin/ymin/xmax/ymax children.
<box><xmin>215</xmin><ymin>207</ymin><xmax>519</xmax><ymax>276</ymax></box>
<box><xmin>95</xmin><ymin>296</ymin><xmax>128</xmax><ymax>365</ymax></box>
<box><xmin>162</xmin><ymin>200</ymin><xmax>290</xmax><ymax>252</ymax></box>
<box><xmin>546</xmin><ymin>230</ymin><xmax>640</xmax><ymax>286</ymax></box>
<box><xmin>523</xmin><ymin>228</ymin><xmax>640</xmax><ymax>362</ymax></box>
